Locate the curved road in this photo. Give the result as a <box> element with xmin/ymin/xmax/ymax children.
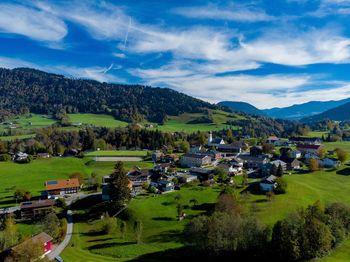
<box><xmin>47</xmin><ymin>210</ymin><xmax>73</xmax><ymax>260</ymax></box>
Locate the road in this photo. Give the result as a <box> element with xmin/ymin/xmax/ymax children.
<box><xmin>47</xmin><ymin>192</ymin><xmax>102</xmax><ymax>260</ymax></box>
<box><xmin>47</xmin><ymin>210</ymin><xmax>73</xmax><ymax>260</ymax></box>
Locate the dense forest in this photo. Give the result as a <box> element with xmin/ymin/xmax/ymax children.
<box><xmin>0</xmin><ymin>68</ymin><xmax>216</xmax><ymax>123</ymax></box>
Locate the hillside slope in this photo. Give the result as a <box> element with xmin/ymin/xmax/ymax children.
<box><xmin>0</xmin><ymin>68</ymin><xmax>216</xmax><ymax>123</ymax></box>
<box><xmin>302</xmin><ymin>102</ymin><xmax>350</xmax><ymax>122</ymax></box>
<box><xmin>218</xmin><ymin>101</ymin><xmax>265</xmax><ymax>116</ymax></box>
<box><xmin>263</xmin><ymin>99</ymin><xmax>350</xmax><ymax>120</ymax></box>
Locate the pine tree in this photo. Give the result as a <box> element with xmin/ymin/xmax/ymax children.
<box><xmin>109</xmin><ymin>161</ymin><xmax>131</xmax><ymax>209</ymax></box>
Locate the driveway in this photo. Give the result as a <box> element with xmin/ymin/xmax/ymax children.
<box><xmin>47</xmin><ymin>210</ymin><xmax>73</xmax><ymax>260</ymax></box>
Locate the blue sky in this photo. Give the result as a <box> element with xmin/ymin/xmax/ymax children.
<box><xmin>1</xmin><ymin>0</ymin><xmax>350</xmax><ymax>108</ymax></box>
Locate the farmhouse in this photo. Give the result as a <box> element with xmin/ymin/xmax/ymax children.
<box><xmin>11</xmin><ymin>232</ymin><xmax>53</xmax><ymax>258</ymax></box>
<box><xmin>297</xmin><ymin>144</ymin><xmax>324</xmax><ymax>155</ymax></box>
<box><xmin>239</xmin><ymin>154</ymin><xmax>269</xmax><ymax>169</ymax></box>
<box><xmin>20</xmin><ymin>199</ymin><xmax>55</xmax><ymax>220</ymax></box>
<box><xmin>158</xmin><ymin>180</ymin><xmax>175</xmax><ymax>192</ymax></box>
<box><xmin>270</xmin><ymin>160</ymin><xmax>287</xmax><ymax>171</ymax></box>
<box><xmin>175</xmin><ymin>173</ymin><xmax>197</xmax><ymax>183</ymax></box>
<box><xmin>190</xmin><ymin>167</ymin><xmax>214</xmax><ymax>181</ymax></box>
<box><xmin>127</xmin><ymin>168</ymin><xmax>150</xmax><ymax>188</ymax></box>
<box><xmin>180</xmin><ymin>153</ymin><xmax>212</xmax><ymax>167</ymax></box>
<box><xmin>260</xmin><ymin>175</ymin><xmax>278</xmax><ymax>192</ymax></box>
<box><xmin>218</xmin><ymin>141</ymin><xmax>247</xmax><ymax>154</ymax></box>
<box><xmin>44</xmin><ymin>178</ymin><xmax>80</xmax><ymax>198</ymax></box>
<box><xmin>280</xmin><ymin>157</ymin><xmax>301</xmax><ymax>170</ymax></box>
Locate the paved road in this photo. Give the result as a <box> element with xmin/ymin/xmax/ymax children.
<box><xmin>47</xmin><ymin>192</ymin><xmax>102</xmax><ymax>260</ymax></box>
<box><xmin>47</xmin><ymin>210</ymin><xmax>73</xmax><ymax>260</ymax></box>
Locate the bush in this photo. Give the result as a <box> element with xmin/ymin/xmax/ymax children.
<box><xmin>101</xmin><ymin>213</ymin><xmax>117</xmax><ymax>234</ymax></box>
<box><xmin>274</xmin><ymin>177</ymin><xmax>287</xmax><ymax>194</ymax></box>
<box><xmin>0</xmin><ymin>154</ymin><xmax>10</xmax><ymax>161</ymax></box>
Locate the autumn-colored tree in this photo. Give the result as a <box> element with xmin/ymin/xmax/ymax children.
<box><xmin>335</xmin><ymin>148</ymin><xmax>347</xmax><ymax>164</ymax></box>
<box><xmin>309</xmin><ymin>159</ymin><xmax>319</xmax><ymax>172</ymax></box>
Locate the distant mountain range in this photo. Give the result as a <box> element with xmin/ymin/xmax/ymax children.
<box><xmin>301</xmin><ymin>102</ymin><xmax>350</xmax><ymax>122</ymax></box>
<box><xmin>219</xmin><ymin>98</ymin><xmax>350</xmax><ymax>121</ymax></box>
<box><xmin>218</xmin><ymin>101</ymin><xmax>266</xmax><ymax>116</ymax></box>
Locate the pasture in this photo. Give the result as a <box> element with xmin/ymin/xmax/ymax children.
<box><xmin>68</xmin><ymin>113</ymin><xmax>128</xmax><ymax>128</ymax></box>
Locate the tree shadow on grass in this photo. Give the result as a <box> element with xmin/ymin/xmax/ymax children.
<box><xmin>161</xmin><ymin>201</ymin><xmax>174</xmax><ymax>206</ymax></box>
<box><xmin>336</xmin><ymin>168</ymin><xmax>350</xmax><ymax>176</ymax></box>
<box><xmin>152</xmin><ymin>216</ymin><xmax>174</xmax><ymax>221</ymax></box>
<box><xmin>191</xmin><ymin>203</ymin><xmax>215</xmax><ymax>216</ymax></box>
<box><xmin>87</xmin><ymin>241</ymin><xmax>135</xmax><ymax>251</ymax></box>
<box><xmin>87</xmin><ymin>237</ymin><xmax>114</xmax><ymax>243</ymax></box>
<box><xmin>146</xmin><ymin>229</ymin><xmax>183</xmax><ymax>243</ymax></box>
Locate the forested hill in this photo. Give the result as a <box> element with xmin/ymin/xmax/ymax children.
<box><xmin>0</xmin><ymin>67</ymin><xmax>216</xmax><ymax>123</ymax></box>
<box><xmin>302</xmin><ymin>102</ymin><xmax>350</xmax><ymax>122</ymax></box>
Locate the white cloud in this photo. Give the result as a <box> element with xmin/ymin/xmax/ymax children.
<box><xmin>130</xmin><ymin>66</ymin><xmax>350</xmax><ymax>108</ymax></box>
<box><xmin>0</xmin><ymin>3</ymin><xmax>67</xmax><ymax>41</ymax></box>
<box><xmin>238</xmin><ymin>27</ymin><xmax>350</xmax><ymax>65</ymax></box>
<box><xmin>0</xmin><ymin>56</ymin><xmax>123</xmax><ymax>83</ymax></box>
<box><xmin>173</xmin><ymin>4</ymin><xmax>274</xmax><ymax>22</ymax></box>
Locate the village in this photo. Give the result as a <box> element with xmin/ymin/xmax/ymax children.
<box><xmin>1</xmin><ymin>129</ymin><xmax>346</xmax><ymax>261</ymax></box>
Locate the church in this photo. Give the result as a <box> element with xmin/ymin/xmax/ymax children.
<box><xmin>207</xmin><ymin>132</ymin><xmax>225</xmax><ymax>147</ymax></box>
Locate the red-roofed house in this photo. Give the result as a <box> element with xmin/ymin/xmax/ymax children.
<box><xmin>11</xmin><ymin>232</ymin><xmax>53</xmax><ymax>258</ymax></box>
<box><xmin>44</xmin><ymin>178</ymin><xmax>80</xmax><ymax>197</ymax></box>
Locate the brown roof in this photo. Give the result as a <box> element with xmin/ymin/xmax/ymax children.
<box><xmin>20</xmin><ymin>199</ymin><xmax>55</xmax><ymax>210</ymax></box>
<box><xmin>12</xmin><ymin>232</ymin><xmax>53</xmax><ymax>252</ymax></box>
<box><xmin>45</xmin><ymin>178</ymin><xmax>80</xmax><ymax>191</ymax></box>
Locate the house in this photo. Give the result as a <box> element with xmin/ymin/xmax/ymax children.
<box><xmin>152</xmin><ymin>151</ymin><xmax>163</xmax><ymax>162</ymax></box>
<box><xmin>160</xmin><ymin>154</ymin><xmax>179</xmax><ymax>163</ymax></box>
<box><xmin>190</xmin><ymin>167</ymin><xmax>214</xmax><ymax>181</ymax></box>
<box><xmin>297</xmin><ymin>144</ymin><xmax>324</xmax><ymax>156</ymax></box>
<box><xmin>20</xmin><ymin>199</ymin><xmax>55</xmax><ymax>220</ymax></box>
<box><xmin>11</xmin><ymin>232</ymin><xmax>53</xmax><ymax>258</ymax></box>
<box><xmin>158</xmin><ymin>180</ymin><xmax>174</xmax><ymax>192</ymax></box>
<box><xmin>320</xmin><ymin>158</ymin><xmax>341</xmax><ymax>168</ymax></box>
<box><xmin>218</xmin><ymin>141</ymin><xmax>247</xmax><ymax>154</ymax></box>
<box><xmin>176</xmin><ymin>173</ymin><xmax>198</xmax><ymax>183</ymax></box>
<box><xmin>280</xmin><ymin>157</ymin><xmax>301</xmax><ymax>170</ymax></box>
<box><xmin>207</xmin><ymin>132</ymin><xmax>225</xmax><ymax>147</ymax></box>
<box><xmin>180</xmin><ymin>153</ymin><xmax>212</xmax><ymax>168</ymax></box>
<box><xmin>231</xmin><ymin>157</ymin><xmax>244</xmax><ymax>167</ymax></box>
<box><xmin>290</xmin><ymin>137</ymin><xmax>322</xmax><ymax>145</ymax></box>
<box><xmin>44</xmin><ymin>178</ymin><xmax>80</xmax><ymax>198</ymax></box>
<box><xmin>37</xmin><ymin>152</ymin><xmax>50</xmax><ymax>158</ymax></box>
<box><xmin>260</xmin><ymin>175</ymin><xmax>278</xmax><ymax>192</ymax></box>
<box><xmin>127</xmin><ymin>168</ymin><xmax>150</xmax><ymax>188</ymax></box>
<box><xmin>216</xmin><ymin>162</ymin><xmax>242</xmax><ymax>176</ymax></box>
<box><xmin>239</xmin><ymin>154</ymin><xmax>269</xmax><ymax>169</ymax></box>
<box><xmin>13</xmin><ymin>152</ymin><xmax>29</xmax><ymax>162</ymax></box>
<box><xmin>266</xmin><ymin>136</ymin><xmax>286</xmax><ymax>146</ymax></box>
<box><xmin>270</xmin><ymin>160</ymin><xmax>287</xmax><ymax>171</ymax></box>
<box><xmin>280</xmin><ymin>147</ymin><xmax>302</xmax><ymax>159</ymax></box>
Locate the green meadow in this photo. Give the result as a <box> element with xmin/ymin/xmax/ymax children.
<box><xmin>68</xmin><ymin>113</ymin><xmax>128</xmax><ymax>128</ymax></box>
<box><xmin>85</xmin><ymin>150</ymin><xmax>149</xmax><ymax>157</ymax></box>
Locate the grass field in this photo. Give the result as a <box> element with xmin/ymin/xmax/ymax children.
<box><xmin>149</xmin><ymin>110</ymin><xmax>241</xmax><ymax>133</ymax></box>
<box><xmin>62</xmin><ymin>185</ymin><xmax>221</xmax><ymax>261</ymax></box>
<box><xmin>85</xmin><ymin>150</ymin><xmax>149</xmax><ymax>157</ymax></box>
<box><xmin>0</xmin><ymin>156</ymin><xmax>153</xmax><ymax>208</ymax></box>
<box><xmin>68</xmin><ymin>113</ymin><xmax>128</xmax><ymax>128</ymax></box>
<box><xmin>0</xmin><ymin>134</ymin><xmax>36</xmax><ymax>141</ymax></box>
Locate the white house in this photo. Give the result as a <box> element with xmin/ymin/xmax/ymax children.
<box><xmin>260</xmin><ymin>175</ymin><xmax>278</xmax><ymax>192</ymax></box>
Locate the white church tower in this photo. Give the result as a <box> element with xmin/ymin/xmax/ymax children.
<box><xmin>208</xmin><ymin>131</ymin><xmax>213</xmax><ymax>145</ymax></box>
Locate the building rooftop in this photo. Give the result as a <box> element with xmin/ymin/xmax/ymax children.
<box><xmin>45</xmin><ymin>178</ymin><xmax>80</xmax><ymax>191</ymax></box>
<box><xmin>20</xmin><ymin>199</ymin><xmax>55</xmax><ymax>210</ymax></box>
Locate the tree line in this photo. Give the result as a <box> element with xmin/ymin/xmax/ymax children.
<box><xmin>184</xmin><ymin>189</ymin><xmax>350</xmax><ymax>261</ymax></box>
